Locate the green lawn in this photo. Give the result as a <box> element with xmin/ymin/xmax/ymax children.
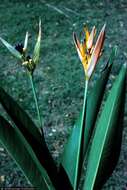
<box><xmin>0</xmin><ymin>0</ymin><xmax>127</xmax><ymax>189</ymax></box>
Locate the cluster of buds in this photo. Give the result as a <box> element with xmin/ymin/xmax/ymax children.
<box><xmin>73</xmin><ymin>24</ymin><xmax>106</xmax><ymax>80</ymax></box>
<box><xmin>0</xmin><ymin>20</ymin><xmax>41</xmax><ymax>74</ymax></box>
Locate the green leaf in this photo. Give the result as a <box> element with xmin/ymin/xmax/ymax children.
<box><xmin>83</xmin><ymin>64</ymin><xmax>126</xmax><ymax>190</ymax></box>
<box><xmin>0</xmin><ymin>37</ymin><xmax>22</xmax><ymax>59</ymax></box>
<box><xmin>33</xmin><ymin>20</ymin><xmax>41</xmax><ymax>65</ymax></box>
<box><xmin>0</xmin><ymin>115</ymin><xmax>54</xmax><ymax>189</ymax></box>
<box><xmin>0</xmin><ymin>87</ymin><xmax>58</xmax><ymax>189</ymax></box>
<box><xmin>60</xmin><ymin>48</ymin><xmax>117</xmax><ymax>188</ymax></box>
<box><xmin>0</xmin><ymin>86</ymin><xmax>42</xmax><ymax>144</ymax></box>
<box><xmin>84</xmin><ymin>47</ymin><xmax>117</xmax><ymax>156</ymax></box>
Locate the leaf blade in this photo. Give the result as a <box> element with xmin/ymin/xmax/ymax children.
<box><xmin>0</xmin><ymin>115</ymin><xmax>54</xmax><ymax>189</ymax></box>
<box><xmin>0</xmin><ymin>37</ymin><xmax>22</xmax><ymax>59</ymax></box>
<box><xmin>0</xmin><ymin>87</ymin><xmax>58</xmax><ymax>188</ymax></box>
<box><xmin>83</xmin><ymin>64</ymin><xmax>126</xmax><ymax>190</ymax></box>
<box><xmin>84</xmin><ymin>47</ymin><xmax>117</xmax><ymax>155</ymax></box>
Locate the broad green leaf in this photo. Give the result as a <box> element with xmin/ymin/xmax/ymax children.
<box><xmin>33</xmin><ymin>20</ymin><xmax>41</xmax><ymax>65</ymax></box>
<box><xmin>0</xmin><ymin>87</ymin><xmax>58</xmax><ymax>188</ymax></box>
<box><xmin>84</xmin><ymin>47</ymin><xmax>117</xmax><ymax>156</ymax></box>
<box><xmin>0</xmin><ymin>86</ymin><xmax>43</xmax><ymax>145</ymax></box>
<box><xmin>83</xmin><ymin>64</ymin><xmax>126</xmax><ymax>190</ymax></box>
<box><xmin>60</xmin><ymin>48</ymin><xmax>117</xmax><ymax>187</ymax></box>
<box><xmin>0</xmin><ymin>115</ymin><xmax>54</xmax><ymax>189</ymax></box>
<box><xmin>0</xmin><ymin>37</ymin><xmax>22</xmax><ymax>59</ymax></box>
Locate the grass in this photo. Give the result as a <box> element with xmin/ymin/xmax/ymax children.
<box><xmin>0</xmin><ymin>0</ymin><xmax>127</xmax><ymax>189</ymax></box>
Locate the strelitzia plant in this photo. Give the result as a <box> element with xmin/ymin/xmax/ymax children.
<box><xmin>0</xmin><ymin>20</ymin><xmax>42</xmax><ymax>132</ymax></box>
<box><xmin>72</xmin><ymin>24</ymin><xmax>105</xmax><ymax>190</ymax></box>
<box><xmin>60</xmin><ymin>25</ymin><xmax>126</xmax><ymax>190</ymax></box>
<box><xmin>0</xmin><ymin>20</ymin><xmax>60</xmax><ymax>189</ymax></box>
<box><xmin>0</xmin><ymin>21</ymin><xmax>126</xmax><ymax>190</ymax></box>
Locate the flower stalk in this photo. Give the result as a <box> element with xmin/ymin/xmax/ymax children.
<box><xmin>74</xmin><ymin>79</ymin><xmax>88</xmax><ymax>190</ymax></box>
<box><xmin>28</xmin><ymin>72</ymin><xmax>42</xmax><ymax>133</ymax></box>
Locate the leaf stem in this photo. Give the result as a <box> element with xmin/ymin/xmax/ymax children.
<box><xmin>28</xmin><ymin>73</ymin><xmax>42</xmax><ymax>133</ymax></box>
<box><xmin>74</xmin><ymin>79</ymin><xmax>88</xmax><ymax>190</ymax></box>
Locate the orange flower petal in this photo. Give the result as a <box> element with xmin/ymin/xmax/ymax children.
<box><xmin>73</xmin><ymin>32</ymin><xmax>80</xmax><ymax>50</ymax></box>
<box><xmin>84</xmin><ymin>25</ymin><xmax>90</xmax><ymax>44</ymax></box>
<box><xmin>87</xmin><ymin>26</ymin><xmax>96</xmax><ymax>50</ymax></box>
<box><xmin>73</xmin><ymin>32</ymin><xmax>85</xmax><ymax>63</ymax></box>
<box><xmin>87</xmin><ymin>24</ymin><xmax>106</xmax><ymax>78</ymax></box>
<box><xmin>73</xmin><ymin>32</ymin><xmax>88</xmax><ymax>72</ymax></box>
<box><xmin>80</xmin><ymin>43</ymin><xmax>86</xmax><ymax>58</ymax></box>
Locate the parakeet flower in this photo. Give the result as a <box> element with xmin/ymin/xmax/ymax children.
<box><xmin>73</xmin><ymin>24</ymin><xmax>106</xmax><ymax>80</ymax></box>
<box><xmin>0</xmin><ymin>20</ymin><xmax>41</xmax><ymax>74</ymax></box>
